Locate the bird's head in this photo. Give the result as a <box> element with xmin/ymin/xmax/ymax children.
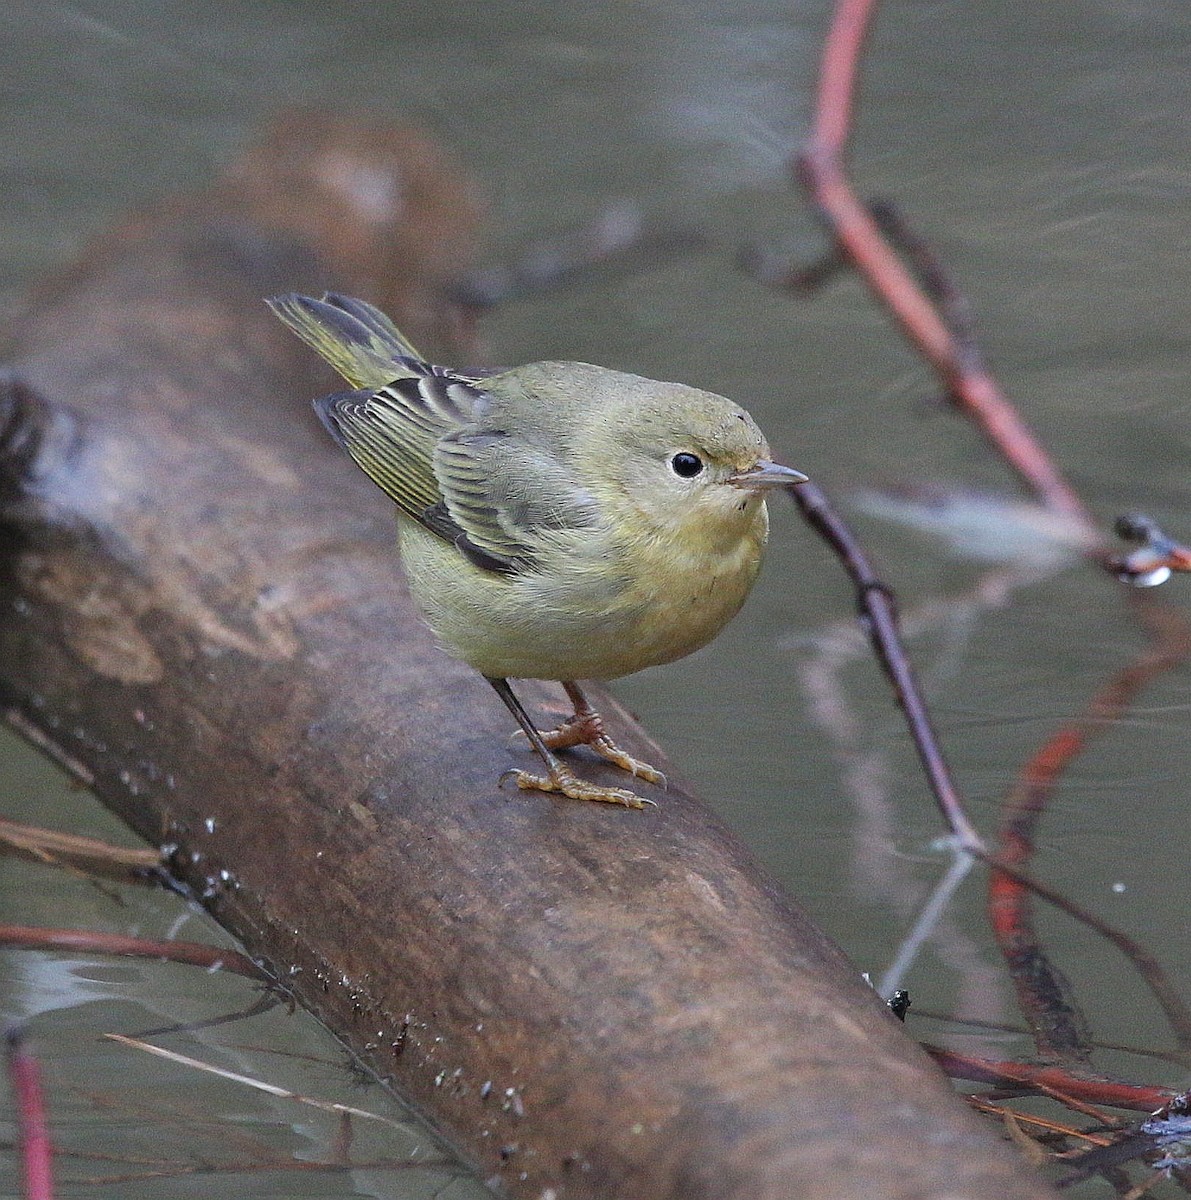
<box><xmin>580</xmin><ymin>371</ymin><xmax>807</xmax><ymax>550</ymax></box>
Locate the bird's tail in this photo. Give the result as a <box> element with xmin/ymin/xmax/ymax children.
<box><xmin>266</xmin><ymin>293</ymin><xmax>426</xmax><ymax>390</ymax></box>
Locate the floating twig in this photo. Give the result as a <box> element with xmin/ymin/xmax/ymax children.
<box><xmin>0</xmin><ymin>817</ymin><xmax>164</xmax><ymax>885</ymax></box>
<box><xmin>104</xmin><ymin>1034</ymin><xmax>413</xmax><ymax>1131</ymax></box>
<box><xmin>0</xmin><ymin>925</ymin><xmax>268</xmax><ymax>983</ymax></box>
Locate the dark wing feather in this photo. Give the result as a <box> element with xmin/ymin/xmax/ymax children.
<box><xmin>433</xmin><ymin>429</ymin><xmax>603</xmax><ymax>568</ymax></box>
<box><xmin>305</xmin><ymin>318</ymin><xmax>605</xmax><ymax>576</ymax></box>
<box><xmin>315</xmin><ymin>377</ymin><xmax>530</xmax><ymax>575</ymax></box>
<box><xmin>315</xmin><ymin>372</ymin><xmax>476</xmax><ymax>515</ymax></box>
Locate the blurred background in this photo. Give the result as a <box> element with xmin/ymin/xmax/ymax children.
<box><xmin>2</xmin><ymin>0</ymin><xmax>1189</xmax><ymax>1194</ymax></box>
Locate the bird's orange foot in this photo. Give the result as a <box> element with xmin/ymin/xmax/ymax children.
<box><xmin>539</xmin><ymin>711</ymin><xmax>666</xmax><ymax>786</ymax></box>
<box><xmin>500</xmin><ymin>763</ymin><xmax>656</xmax><ymax>810</ymax></box>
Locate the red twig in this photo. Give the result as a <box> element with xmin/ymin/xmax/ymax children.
<box><xmin>0</xmin><ymin>925</ymin><xmax>269</xmax><ymax>983</ymax></box>
<box><xmin>797</xmin><ymin>0</ymin><xmax>1095</xmax><ymax>528</ymax></box>
<box><xmin>798</xmin><ymin>0</ymin><xmax>1191</xmax><ymax>1093</ymax></box>
<box><xmin>989</xmin><ymin>592</ymin><xmax>1191</xmax><ymax>1058</ymax></box>
<box><xmin>6</xmin><ymin>1026</ymin><xmax>55</xmax><ymax>1200</ymax></box>
<box><xmin>924</xmin><ymin>1044</ymin><xmax>1176</xmax><ymax>1115</ymax></box>
<box><xmin>977</xmin><ymin>853</ymin><xmax>1191</xmax><ymax>1060</ymax></box>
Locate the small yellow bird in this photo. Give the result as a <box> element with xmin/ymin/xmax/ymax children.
<box><xmin>269</xmin><ymin>293</ymin><xmax>807</xmax><ymax>809</ymax></box>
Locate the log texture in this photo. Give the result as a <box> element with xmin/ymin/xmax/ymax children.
<box><xmin>0</xmin><ymin>114</ymin><xmax>1056</xmax><ymax>1199</ymax></box>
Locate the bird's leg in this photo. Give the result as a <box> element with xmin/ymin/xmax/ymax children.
<box><xmin>486</xmin><ymin>677</ymin><xmax>656</xmax><ymax>810</ymax></box>
<box><xmin>540</xmin><ymin>682</ymin><xmax>666</xmax><ymax>786</ymax></box>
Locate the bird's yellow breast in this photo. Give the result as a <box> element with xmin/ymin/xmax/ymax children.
<box><xmin>608</xmin><ymin>498</ymin><xmax>768</xmax><ymax>672</ymax></box>
<box><xmin>397</xmin><ymin>498</ymin><xmax>769</xmax><ymax>683</ymax></box>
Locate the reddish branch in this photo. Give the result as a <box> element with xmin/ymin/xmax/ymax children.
<box><xmin>925</xmin><ymin>1045</ymin><xmax>1175</xmax><ymax>1115</ymax></box>
<box><xmin>797</xmin><ymin>0</ymin><xmax>1095</xmax><ymax>528</ymax></box>
<box><xmin>0</xmin><ymin>925</ymin><xmax>269</xmax><ymax>983</ymax></box>
<box><xmin>798</xmin><ymin>0</ymin><xmax>1191</xmax><ymax>1100</ymax></box>
<box><xmin>6</xmin><ymin>1027</ymin><xmax>55</xmax><ymax>1200</ymax></box>
<box><xmin>990</xmin><ymin>593</ymin><xmax>1191</xmax><ymax>1057</ymax></box>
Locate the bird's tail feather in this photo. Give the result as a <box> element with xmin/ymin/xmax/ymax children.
<box><xmin>266</xmin><ymin>293</ymin><xmax>425</xmax><ymax>390</ymax></box>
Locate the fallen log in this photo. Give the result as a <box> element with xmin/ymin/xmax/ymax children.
<box><xmin>0</xmin><ymin>112</ymin><xmax>1056</xmax><ymax>1199</ymax></box>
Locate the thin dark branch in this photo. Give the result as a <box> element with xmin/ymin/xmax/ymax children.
<box><xmin>787</xmin><ymin>482</ymin><xmax>982</xmax><ymax>851</ymax></box>
<box><xmin>909</xmin><ymin>1006</ymin><xmax>1187</xmax><ymax>1067</ymax></box>
<box><xmin>867</xmin><ymin>199</ymin><xmax>984</xmax><ymax>375</ymax></box>
<box><xmin>976</xmin><ymin>853</ymin><xmax>1191</xmax><ymax>1059</ymax></box>
<box><xmin>128</xmin><ymin>991</ymin><xmax>284</xmax><ymax>1041</ymax></box>
<box><xmin>453</xmin><ymin>202</ymin><xmax>708</xmax><ymax>309</ymax></box>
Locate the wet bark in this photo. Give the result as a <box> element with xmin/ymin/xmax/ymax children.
<box><xmin>0</xmin><ymin>112</ymin><xmax>1056</xmax><ymax>1199</ymax></box>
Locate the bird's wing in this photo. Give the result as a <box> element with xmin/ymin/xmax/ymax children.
<box><xmin>275</xmin><ymin>292</ymin><xmax>601</xmax><ymax>575</ymax></box>
<box><xmin>314</xmin><ymin>373</ymin><xmax>480</xmax><ymax>524</ymax></box>
<box><xmin>321</xmin><ymin>384</ymin><xmax>605</xmax><ymax>576</ymax></box>
<box><xmin>432</xmin><ymin>429</ymin><xmax>604</xmax><ymax>570</ymax></box>
<box><xmin>320</xmin><ymin>386</ymin><xmax>602</xmax><ymax>576</ymax></box>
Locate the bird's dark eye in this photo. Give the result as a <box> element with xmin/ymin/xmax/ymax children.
<box><xmin>669</xmin><ymin>452</ymin><xmax>704</xmax><ymax>479</ymax></box>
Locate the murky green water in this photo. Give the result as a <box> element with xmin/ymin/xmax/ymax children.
<box><xmin>3</xmin><ymin>0</ymin><xmax>1190</xmax><ymax>1194</ymax></box>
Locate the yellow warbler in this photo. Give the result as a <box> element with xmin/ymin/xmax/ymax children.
<box><xmin>269</xmin><ymin>293</ymin><xmax>806</xmax><ymax>809</ymax></box>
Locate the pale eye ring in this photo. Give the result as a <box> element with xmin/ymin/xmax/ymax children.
<box><xmin>669</xmin><ymin>451</ymin><xmax>704</xmax><ymax>479</ymax></box>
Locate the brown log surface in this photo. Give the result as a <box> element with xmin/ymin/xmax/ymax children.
<box><xmin>0</xmin><ymin>115</ymin><xmax>1055</xmax><ymax>1199</ymax></box>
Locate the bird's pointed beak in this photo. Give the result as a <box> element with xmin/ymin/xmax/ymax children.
<box><xmin>727</xmin><ymin>459</ymin><xmax>809</xmax><ymax>490</ymax></box>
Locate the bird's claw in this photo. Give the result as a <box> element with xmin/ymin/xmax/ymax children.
<box><xmin>588</xmin><ymin>735</ymin><xmax>666</xmax><ymax>787</ymax></box>
<box><xmin>537</xmin><ymin>712</ymin><xmax>666</xmax><ymax>787</ymax></box>
<box><xmin>500</xmin><ymin>764</ymin><xmax>656</xmax><ymax>810</ymax></box>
